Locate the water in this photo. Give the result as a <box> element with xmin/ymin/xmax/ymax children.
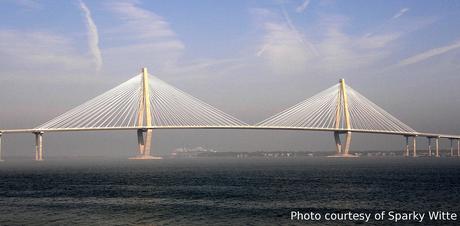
<box><xmin>0</xmin><ymin>157</ymin><xmax>459</xmax><ymax>225</ymax></box>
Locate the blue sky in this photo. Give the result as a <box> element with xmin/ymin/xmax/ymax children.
<box><xmin>2</xmin><ymin>0</ymin><xmax>460</xmax><ymax>76</ymax></box>
<box><xmin>1</xmin><ymin>0</ymin><xmax>460</xmax><ymax>156</ymax></box>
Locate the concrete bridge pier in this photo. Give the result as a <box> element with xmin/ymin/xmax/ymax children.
<box><xmin>131</xmin><ymin>128</ymin><xmax>161</xmax><ymax>160</ymax></box>
<box><xmin>412</xmin><ymin>136</ymin><xmax>417</xmax><ymax>157</ymax></box>
<box><xmin>334</xmin><ymin>131</ymin><xmax>342</xmax><ymax>154</ymax></box>
<box><xmin>343</xmin><ymin>131</ymin><xmax>352</xmax><ymax>156</ymax></box>
<box><xmin>427</xmin><ymin>137</ymin><xmax>432</xmax><ymax>157</ymax></box>
<box><xmin>457</xmin><ymin>139</ymin><xmax>460</xmax><ymax>157</ymax></box>
<box><xmin>449</xmin><ymin>139</ymin><xmax>454</xmax><ymax>157</ymax></box>
<box><xmin>435</xmin><ymin>137</ymin><xmax>440</xmax><ymax>157</ymax></box>
<box><xmin>0</xmin><ymin>132</ymin><xmax>3</xmax><ymax>161</ymax></box>
<box><xmin>137</xmin><ymin>129</ymin><xmax>145</xmax><ymax>155</ymax></box>
<box><xmin>403</xmin><ymin>136</ymin><xmax>410</xmax><ymax>157</ymax></box>
<box><xmin>331</xmin><ymin>131</ymin><xmax>354</xmax><ymax>157</ymax></box>
<box><xmin>34</xmin><ymin>131</ymin><xmax>44</xmax><ymax>161</ymax></box>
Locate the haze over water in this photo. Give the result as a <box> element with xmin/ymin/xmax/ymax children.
<box><xmin>0</xmin><ymin>157</ymin><xmax>459</xmax><ymax>225</ymax></box>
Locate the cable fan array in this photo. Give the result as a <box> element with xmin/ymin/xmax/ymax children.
<box><xmin>258</xmin><ymin>85</ymin><xmax>340</xmax><ymax>129</ymax></box>
<box><xmin>346</xmin><ymin>86</ymin><xmax>415</xmax><ymax>133</ymax></box>
<box><xmin>147</xmin><ymin>75</ymin><xmax>247</xmax><ymax>127</ymax></box>
<box><xmin>37</xmin><ymin>76</ymin><xmax>143</xmax><ymax>129</ymax></box>
<box><xmin>257</xmin><ymin>84</ymin><xmax>416</xmax><ymax>133</ymax></box>
<box><xmin>36</xmin><ymin>72</ymin><xmax>414</xmax><ymax>134</ymax></box>
<box><xmin>36</xmin><ymin>73</ymin><xmax>247</xmax><ymax>129</ymax></box>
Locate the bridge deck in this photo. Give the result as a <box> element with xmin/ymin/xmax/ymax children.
<box><xmin>1</xmin><ymin>126</ymin><xmax>459</xmax><ymax>139</ymax></box>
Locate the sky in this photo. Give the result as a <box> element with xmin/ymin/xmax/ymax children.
<box><xmin>1</xmin><ymin>0</ymin><xmax>460</xmax><ymax>158</ymax></box>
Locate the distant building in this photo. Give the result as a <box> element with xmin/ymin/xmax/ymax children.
<box><xmin>171</xmin><ymin>146</ymin><xmax>217</xmax><ymax>158</ymax></box>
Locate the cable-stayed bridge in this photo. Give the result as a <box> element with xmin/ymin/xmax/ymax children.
<box><xmin>1</xmin><ymin>68</ymin><xmax>459</xmax><ymax>161</ymax></box>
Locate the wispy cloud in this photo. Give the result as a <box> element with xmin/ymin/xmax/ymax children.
<box><xmin>79</xmin><ymin>0</ymin><xmax>102</xmax><ymax>71</ymax></box>
<box><xmin>357</xmin><ymin>33</ymin><xmax>400</xmax><ymax>49</ymax></box>
<box><xmin>13</xmin><ymin>0</ymin><xmax>41</xmax><ymax>10</ymax></box>
<box><xmin>282</xmin><ymin>8</ymin><xmax>318</xmax><ymax>55</ymax></box>
<box><xmin>252</xmin><ymin>8</ymin><xmax>315</xmax><ymax>74</ymax></box>
<box><xmin>392</xmin><ymin>8</ymin><xmax>409</xmax><ymax>19</ymax></box>
<box><xmin>257</xmin><ymin>21</ymin><xmax>314</xmax><ymax>74</ymax></box>
<box><xmin>398</xmin><ymin>39</ymin><xmax>460</xmax><ymax>66</ymax></box>
<box><xmin>252</xmin><ymin>9</ymin><xmax>399</xmax><ymax>75</ymax></box>
<box><xmin>103</xmin><ymin>1</ymin><xmax>184</xmax><ymax>74</ymax></box>
<box><xmin>0</xmin><ymin>30</ymin><xmax>91</xmax><ymax>74</ymax></box>
<box><xmin>296</xmin><ymin>0</ymin><xmax>310</xmax><ymax>13</ymax></box>
<box><xmin>107</xmin><ymin>1</ymin><xmax>181</xmax><ymax>42</ymax></box>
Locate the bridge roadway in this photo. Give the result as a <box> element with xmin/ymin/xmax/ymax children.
<box><xmin>1</xmin><ymin>126</ymin><xmax>459</xmax><ymax>139</ymax></box>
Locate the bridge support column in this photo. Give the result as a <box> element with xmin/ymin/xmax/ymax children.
<box><xmin>132</xmin><ymin>129</ymin><xmax>160</xmax><ymax>159</ymax></box>
<box><xmin>435</xmin><ymin>137</ymin><xmax>440</xmax><ymax>157</ymax></box>
<box><xmin>34</xmin><ymin>132</ymin><xmax>44</xmax><ymax>161</ymax></box>
<box><xmin>137</xmin><ymin>129</ymin><xmax>145</xmax><ymax>154</ymax></box>
<box><xmin>457</xmin><ymin>139</ymin><xmax>460</xmax><ymax>157</ymax></box>
<box><xmin>134</xmin><ymin>128</ymin><xmax>158</xmax><ymax>158</ymax></box>
<box><xmin>0</xmin><ymin>132</ymin><xmax>3</xmax><ymax>162</ymax></box>
<box><xmin>427</xmin><ymin>137</ymin><xmax>432</xmax><ymax>157</ymax></box>
<box><xmin>334</xmin><ymin>131</ymin><xmax>342</xmax><ymax>154</ymax></box>
<box><xmin>144</xmin><ymin>129</ymin><xmax>153</xmax><ymax>157</ymax></box>
<box><xmin>412</xmin><ymin>136</ymin><xmax>417</xmax><ymax>157</ymax></box>
<box><xmin>449</xmin><ymin>139</ymin><xmax>454</xmax><ymax>157</ymax></box>
<box><xmin>331</xmin><ymin>131</ymin><xmax>354</xmax><ymax>157</ymax></box>
<box><xmin>343</xmin><ymin>131</ymin><xmax>352</xmax><ymax>155</ymax></box>
<box><xmin>404</xmin><ymin>136</ymin><xmax>409</xmax><ymax>157</ymax></box>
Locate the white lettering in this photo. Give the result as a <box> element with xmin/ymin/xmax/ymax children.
<box><xmin>290</xmin><ymin>211</ymin><xmax>321</xmax><ymax>220</ymax></box>
<box><xmin>323</xmin><ymin>212</ymin><xmax>371</xmax><ymax>222</ymax></box>
<box><xmin>428</xmin><ymin>211</ymin><xmax>457</xmax><ymax>221</ymax></box>
<box><xmin>388</xmin><ymin>211</ymin><xmax>425</xmax><ymax>223</ymax></box>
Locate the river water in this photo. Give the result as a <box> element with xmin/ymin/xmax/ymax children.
<box><xmin>0</xmin><ymin>157</ymin><xmax>459</xmax><ymax>225</ymax></box>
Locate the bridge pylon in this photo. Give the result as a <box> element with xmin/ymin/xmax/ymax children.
<box><xmin>330</xmin><ymin>79</ymin><xmax>356</xmax><ymax>158</ymax></box>
<box><xmin>129</xmin><ymin>68</ymin><xmax>161</xmax><ymax>160</ymax></box>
